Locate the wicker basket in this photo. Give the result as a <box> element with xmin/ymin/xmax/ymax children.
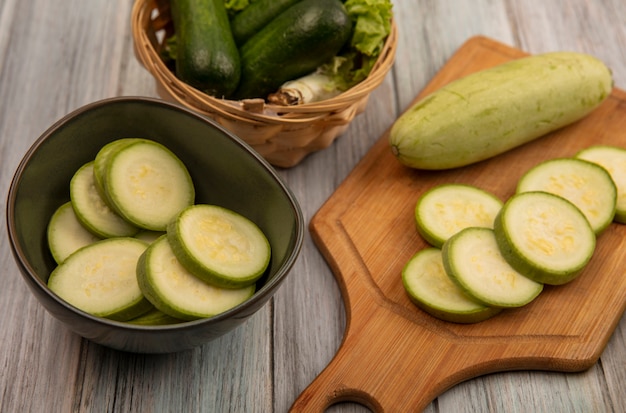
<box><xmin>131</xmin><ymin>0</ymin><xmax>397</xmax><ymax>168</ymax></box>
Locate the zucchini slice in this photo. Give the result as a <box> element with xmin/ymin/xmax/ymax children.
<box><xmin>104</xmin><ymin>139</ymin><xmax>195</xmax><ymax>231</ymax></box>
<box><xmin>402</xmin><ymin>248</ymin><xmax>502</xmax><ymax>323</ymax></box>
<box><xmin>516</xmin><ymin>158</ymin><xmax>617</xmax><ymax>234</ymax></box>
<box><xmin>494</xmin><ymin>191</ymin><xmax>596</xmax><ymax>285</ymax></box>
<box><xmin>70</xmin><ymin>161</ymin><xmax>139</xmax><ymax>238</ymax></box>
<box><xmin>93</xmin><ymin>138</ymin><xmax>142</xmax><ymax>202</ymax></box>
<box><xmin>442</xmin><ymin>227</ymin><xmax>544</xmax><ymax>308</ymax></box>
<box><xmin>575</xmin><ymin>145</ymin><xmax>626</xmax><ymax>224</ymax></box>
<box><xmin>48</xmin><ymin>237</ymin><xmax>153</xmax><ymax>321</ymax></box>
<box><xmin>415</xmin><ymin>184</ymin><xmax>503</xmax><ymax>248</ymax></box>
<box><xmin>47</xmin><ymin>201</ymin><xmax>101</xmax><ymax>264</ymax></box>
<box><xmin>167</xmin><ymin>204</ymin><xmax>271</xmax><ymax>289</ymax></box>
<box><xmin>137</xmin><ymin>235</ymin><xmax>256</xmax><ymax>321</ymax></box>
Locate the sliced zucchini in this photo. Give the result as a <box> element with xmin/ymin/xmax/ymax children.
<box><xmin>167</xmin><ymin>204</ymin><xmax>271</xmax><ymax>288</ymax></box>
<box><xmin>137</xmin><ymin>235</ymin><xmax>256</xmax><ymax>321</ymax></box>
<box><xmin>134</xmin><ymin>230</ymin><xmax>165</xmax><ymax>244</ymax></box>
<box><xmin>47</xmin><ymin>201</ymin><xmax>101</xmax><ymax>264</ymax></box>
<box><xmin>415</xmin><ymin>184</ymin><xmax>503</xmax><ymax>248</ymax></box>
<box><xmin>93</xmin><ymin>138</ymin><xmax>142</xmax><ymax>201</ymax></box>
<box><xmin>69</xmin><ymin>161</ymin><xmax>139</xmax><ymax>238</ymax></box>
<box><xmin>494</xmin><ymin>191</ymin><xmax>596</xmax><ymax>285</ymax></box>
<box><xmin>48</xmin><ymin>237</ymin><xmax>153</xmax><ymax>321</ymax></box>
<box><xmin>575</xmin><ymin>145</ymin><xmax>626</xmax><ymax>224</ymax></box>
<box><xmin>126</xmin><ymin>307</ymin><xmax>185</xmax><ymax>326</ymax></box>
<box><xmin>516</xmin><ymin>158</ymin><xmax>617</xmax><ymax>234</ymax></box>
<box><xmin>442</xmin><ymin>227</ymin><xmax>544</xmax><ymax>308</ymax></box>
<box><xmin>104</xmin><ymin>139</ymin><xmax>195</xmax><ymax>231</ymax></box>
<box><xmin>402</xmin><ymin>248</ymin><xmax>502</xmax><ymax>323</ymax></box>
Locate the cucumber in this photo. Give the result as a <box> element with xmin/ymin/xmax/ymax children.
<box><xmin>516</xmin><ymin>158</ymin><xmax>617</xmax><ymax>234</ymax></box>
<box><xmin>47</xmin><ymin>202</ymin><xmax>101</xmax><ymax>264</ymax></box>
<box><xmin>493</xmin><ymin>191</ymin><xmax>596</xmax><ymax>285</ymax></box>
<box><xmin>171</xmin><ymin>0</ymin><xmax>240</xmax><ymax>97</ymax></box>
<box><xmin>103</xmin><ymin>139</ymin><xmax>195</xmax><ymax>231</ymax></box>
<box><xmin>575</xmin><ymin>145</ymin><xmax>626</xmax><ymax>223</ymax></box>
<box><xmin>69</xmin><ymin>162</ymin><xmax>139</xmax><ymax>238</ymax></box>
<box><xmin>137</xmin><ymin>235</ymin><xmax>255</xmax><ymax>320</ymax></box>
<box><xmin>442</xmin><ymin>227</ymin><xmax>544</xmax><ymax>308</ymax></box>
<box><xmin>229</xmin><ymin>0</ymin><xmax>302</xmax><ymax>46</ymax></box>
<box><xmin>415</xmin><ymin>184</ymin><xmax>503</xmax><ymax>248</ymax></box>
<box><xmin>48</xmin><ymin>237</ymin><xmax>153</xmax><ymax>321</ymax></box>
<box><xmin>390</xmin><ymin>52</ymin><xmax>613</xmax><ymax>170</ymax></box>
<box><xmin>166</xmin><ymin>204</ymin><xmax>271</xmax><ymax>288</ymax></box>
<box><xmin>402</xmin><ymin>248</ymin><xmax>502</xmax><ymax>323</ymax></box>
<box><xmin>232</xmin><ymin>0</ymin><xmax>352</xmax><ymax>100</ymax></box>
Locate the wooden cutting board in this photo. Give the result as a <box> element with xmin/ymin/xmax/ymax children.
<box><xmin>290</xmin><ymin>36</ymin><xmax>626</xmax><ymax>412</ymax></box>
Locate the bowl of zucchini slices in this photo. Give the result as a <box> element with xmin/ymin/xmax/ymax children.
<box><xmin>6</xmin><ymin>96</ymin><xmax>304</xmax><ymax>353</ymax></box>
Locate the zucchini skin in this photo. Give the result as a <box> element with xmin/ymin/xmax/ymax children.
<box><xmin>230</xmin><ymin>0</ymin><xmax>303</xmax><ymax>46</ymax></box>
<box><xmin>232</xmin><ymin>0</ymin><xmax>352</xmax><ymax>100</ymax></box>
<box><xmin>390</xmin><ymin>52</ymin><xmax>614</xmax><ymax>170</ymax></box>
<box><xmin>171</xmin><ymin>0</ymin><xmax>240</xmax><ymax>98</ymax></box>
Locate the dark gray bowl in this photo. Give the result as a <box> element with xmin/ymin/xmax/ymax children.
<box><xmin>6</xmin><ymin>97</ymin><xmax>304</xmax><ymax>353</ymax></box>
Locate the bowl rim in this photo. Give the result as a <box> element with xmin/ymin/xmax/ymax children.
<box><xmin>6</xmin><ymin>95</ymin><xmax>305</xmax><ymax>332</ymax></box>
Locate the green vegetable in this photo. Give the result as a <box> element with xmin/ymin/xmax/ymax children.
<box><xmin>415</xmin><ymin>184</ymin><xmax>503</xmax><ymax>248</ymax></box>
<box><xmin>47</xmin><ymin>202</ymin><xmax>100</xmax><ymax>264</ymax></box>
<box><xmin>48</xmin><ymin>238</ymin><xmax>154</xmax><ymax>321</ymax></box>
<box><xmin>102</xmin><ymin>139</ymin><xmax>195</xmax><ymax>232</ymax></box>
<box><xmin>137</xmin><ymin>235</ymin><xmax>256</xmax><ymax>320</ymax></box>
<box><xmin>70</xmin><ymin>161</ymin><xmax>139</xmax><ymax>238</ymax></box>
<box><xmin>232</xmin><ymin>0</ymin><xmax>353</xmax><ymax>99</ymax></box>
<box><xmin>516</xmin><ymin>158</ymin><xmax>617</xmax><ymax>234</ymax></box>
<box><xmin>493</xmin><ymin>191</ymin><xmax>596</xmax><ymax>285</ymax></box>
<box><xmin>167</xmin><ymin>204</ymin><xmax>271</xmax><ymax>288</ymax></box>
<box><xmin>402</xmin><ymin>248</ymin><xmax>502</xmax><ymax>324</ymax></box>
<box><xmin>229</xmin><ymin>0</ymin><xmax>302</xmax><ymax>46</ymax></box>
<box><xmin>442</xmin><ymin>227</ymin><xmax>544</xmax><ymax>308</ymax></box>
<box><xmin>390</xmin><ymin>52</ymin><xmax>614</xmax><ymax>170</ymax></box>
<box><xmin>575</xmin><ymin>145</ymin><xmax>626</xmax><ymax>224</ymax></box>
<box><xmin>171</xmin><ymin>0</ymin><xmax>241</xmax><ymax>97</ymax></box>
<box><xmin>317</xmin><ymin>0</ymin><xmax>393</xmax><ymax>92</ymax></box>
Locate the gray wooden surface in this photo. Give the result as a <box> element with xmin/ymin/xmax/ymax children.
<box><xmin>0</xmin><ymin>0</ymin><xmax>624</xmax><ymax>412</ymax></box>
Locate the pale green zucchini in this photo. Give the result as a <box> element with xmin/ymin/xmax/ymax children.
<box><xmin>389</xmin><ymin>52</ymin><xmax>613</xmax><ymax>170</ymax></box>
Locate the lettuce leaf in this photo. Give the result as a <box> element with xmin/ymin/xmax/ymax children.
<box><xmin>319</xmin><ymin>0</ymin><xmax>393</xmax><ymax>91</ymax></box>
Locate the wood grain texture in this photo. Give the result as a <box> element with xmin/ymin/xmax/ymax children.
<box><xmin>0</xmin><ymin>0</ymin><xmax>624</xmax><ymax>412</ymax></box>
<box><xmin>299</xmin><ymin>37</ymin><xmax>626</xmax><ymax>412</ymax></box>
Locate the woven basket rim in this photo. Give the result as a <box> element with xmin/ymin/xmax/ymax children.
<box><xmin>131</xmin><ymin>0</ymin><xmax>398</xmax><ymax>125</ymax></box>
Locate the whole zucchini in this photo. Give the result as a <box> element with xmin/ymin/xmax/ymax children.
<box><xmin>170</xmin><ymin>0</ymin><xmax>240</xmax><ymax>98</ymax></box>
<box><xmin>232</xmin><ymin>0</ymin><xmax>352</xmax><ymax>100</ymax></box>
<box><xmin>229</xmin><ymin>0</ymin><xmax>303</xmax><ymax>46</ymax></box>
<box><xmin>389</xmin><ymin>52</ymin><xmax>614</xmax><ymax>170</ymax></box>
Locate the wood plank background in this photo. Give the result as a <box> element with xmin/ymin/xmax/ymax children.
<box><xmin>0</xmin><ymin>0</ymin><xmax>624</xmax><ymax>412</ymax></box>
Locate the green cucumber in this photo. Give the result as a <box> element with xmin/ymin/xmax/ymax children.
<box><xmin>402</xmin><ymin>248</ymin><xmax>502</xmax><ymax>323</ymax></box>
<box><xmin>575</xmin><ymin>145</ymin><xmax>626</xmax><ymax>223</ymax></box>
<box><xmin>70</xmin><ymin>162</ymin><xmax>139</xmax><ymax>238</ymax></box>
<box><xmin>232</xmin><ymin>0</ymin><xmax>352</xmax><ymax>100</ymax></box>
<box><xmin>137</xmin><ymin>235</ymin><xmax>255</xmax><ymax>320</ymax></box>
<box><xmin>167</xmin><ymin>204</ymin><xmax>271</xmax><ymax>289</ymax></box>
<box><xmin>48</xmin><ymin>237</ymin><xmax>153</xmax><ymax>321</ymax></box>
<box><xmin>390</xmin><ymin>52</ymin><xmax>613</xmax><ymax>170</ymax></box>
<box><xmin>103</xmin><ymin>139</ymin><xmax>195</xmax><ymax>231</ymax></box>
<box><xmin>171</xmin><ymin>0</ymin><xmax>240</xmax><ymax>97</ymax></box>
<box><xmin>47</xmin><ymin>202</ymin><xmax>101</xmax><ymax>264</ymax></box>
<box><xmin>415</xmin><ymin>184</ymin><xmax>503</xmax><ymax>248</ymax></box>
<box><xmin>493</xmin><ymin>191</ymin><xmax>596</xmax><ymax>285</ymax></box>
<box><xmin>442</xmin><ymin>227</ymin><xmax>544</xmax><ymax>308</ymax></box>
<box><xmin>229</xmin><ymin>0</ymin><xmax>302</xmax><ymax>46</ymax></box>
<box><xmin>516</xmin><ymin>158</ymin><xmax>617</xmax><ymax>234</ymax></box>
